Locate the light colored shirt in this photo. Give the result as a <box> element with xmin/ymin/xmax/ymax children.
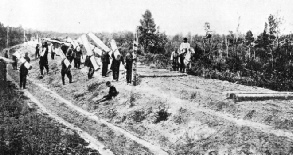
<box><xmin>179</xmin><ymin>42</ymin><xmax>190</xmax><ymax>54</ymax></box>
<box><xmin>184</xmin><ymin>48</ymin><xmax>195</xmax><ymax>65</ymax></box>
<box><xmin>170</xmin><ymin>51</ymin><xmax>179</xmax><ymax>60</ymax></box>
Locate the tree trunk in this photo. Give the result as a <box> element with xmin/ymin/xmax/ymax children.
<box><xmin>226</xmin><ymin>37</ymin><xmax>229</xmax><ymax>57</ymax></box>
<box><xmin>248</xmin><ymin>47</ymin><xmax>251</xmax><ymax>59</ymax></box>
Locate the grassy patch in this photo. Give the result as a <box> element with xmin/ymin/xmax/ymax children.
<box><xmin>87</xmin><ymin>81</ymin><xmax>104</xmax><ymax>92</ymax></box>
<box><xmin>0</xmin><ymin>81</ymin><xmax>100</xmax><ymax>154</ymax></box>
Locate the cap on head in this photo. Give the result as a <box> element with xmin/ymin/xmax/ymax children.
<box><xmin>106</xmin><ymin>81</ymin><xmax>111</xmax><ymax>86</ymax></box>
<box><xmin>183</xmin><ymin>38</ymin><xmax>187</xmax><ymax>41</ymax></box>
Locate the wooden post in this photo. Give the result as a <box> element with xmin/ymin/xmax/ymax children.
<box><xmin>133</xmin><ymin>27</ymin><xmax>139</xmax><ymax>86</ymax></box>
<box><xmin>6</xmin><ymin>27</ymin><xmax>9</xmax><ymax>48</ymax></box>
<box><xmin>24</xmin><ymin>29</ymin><xmax>25</xmax><ymax>43</ymax></box>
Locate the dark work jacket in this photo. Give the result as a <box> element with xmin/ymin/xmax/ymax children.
<box><xmin>111</xmin><ymin>53</ymin><xmax>124</xmax><ymax>71</ymax></box>
<box><xmin>12</xmin><ymin>55</ymin><xmax>17</xmax><ymax>61</ymax></box>
<box><xmin>20</xmin><ymin>63</ymin><xmax>28</xmax><ymax>76</ymax></box>
<box><xmin>101</xmin><ymin>52</ymin><xmax>110</xmax><ymax>64</ymax></box>
<box><xmin>109</xmin><ymin>86</ymin><xmax>118</xmax><ymax>97</ymax></box>
<box><xmin>61</xmin><ymin>45</ymin><xmax>69</xmax><ymax>56</ymax></box>
<box><xmin>61</xmin><ymin>58</ymin><xmax>71</xmax><ymax>73</ymax></box>
<box><xmin>24</xmin><ymin>56</ymin><xmax>30</xmax><ymax>63</ymax></box>
<box><xmin>66</xmin><ymin>48</ymin><xmax>74</xmax><ymax>62</ymax></box>
<box><xmin>36</xmin><ymin>45</ymin><xmax>39</xmax><ymax>53</ymax></box>
<box><xmin>84</xmin><ymin>56</ymin><xmax>93</xmax><ymax>68</ymax></box>
<box><xmin>75</xmin><ymin>49</ymin><xmax>82</xmax><ymax>59</ymax></box>
<box><xmin>40</xmin><ymin>46</ymin><xmax>48</xmax><ymax>63</ymax></box>
<box><xmin>125</xmin><ymin>53</ymin><xmax>134</xmax><ymax>70</ymax></box>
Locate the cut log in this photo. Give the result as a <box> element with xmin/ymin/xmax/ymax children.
<box><xmin>139</xmin><ymin>73</ymin><xmax>187</xmax><ymax>78</ymax></box>
<box><xmin>81</xmin><ymin>34</ymin><xmax>100</xmax><ymax>70</ymax></box>
<box><xmin>225</xmin><ymin>91</ymin><xmax>277</xmax><ymax>98</ymax></box>
<box><xmin>77</xmin><ymin>37</ymin><xmax>83</xmax><ymax>45</ymax></box>
<box><xmin>81</xmin><ymin>34</ymin><xmax>94</xmax><ymax>56</ymax></box>
<box><xmin>12</xmin><ymin>51</ymin><xmax>21</xmax><ymax>59</ymax></box>
<box><xmin>55</xmin><ymin>48</ymin><xmax>66</xmax><ymax>59</ymax></box>
<box><xmin>64</xmin><ymin>58</ymin><xmax>71</xmax><ymax>68</ymax></box>
<box><xmin>72</xmin><ymin>40</ymin><xmax>79</xmax><ymax>49</ymax></box>
<box><xmin>110</xmin><ymin>39</ymin><xmax>121</xmax><ymax>60</ymax></box>
<box><xmin>232</xmin><ymin>93</ymin><xmax>293</xmax><ymax>102</ymax></box>
<box><xmin>0</xmin><ymin>56</ymin><xmax>14</xmax><ymax>63</ymax></box>
<box><xmin>90</xmin><ymin>56</ymin><xmax>100</xmax><ymax>70</ymax></box>
<box><xmin>87</xmin><ymin>33</ymin><xmax>111</xmax><ymax>52</ymax></box>
<box><xmin>66</xmin><ymin>37</ymin><xmax>74</xmax><ymax>44</ymax></box>
<box><xmin>93</xmin><ymin>47</ymin><xmax>102</xmax><ymax>57</ymax></box>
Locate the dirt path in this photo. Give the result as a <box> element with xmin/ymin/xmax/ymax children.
<box><xmin>131</xmin><ymin>82</ymin><xmax>293</xmax><ymax>140</ymax></box>
<box><xmin>7</xmin><ymin>74</ymin><xmax>114</xmax><ymax>155</ymax></box>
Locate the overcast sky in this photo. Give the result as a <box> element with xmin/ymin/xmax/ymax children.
<box><xmin>1</xmin><ymin>0</ymin><xmax>293</xmax><ymax>36</ymax></box>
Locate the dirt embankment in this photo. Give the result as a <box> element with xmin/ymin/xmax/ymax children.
<box><xmin>0</xmin><ymin>75</ymin><xmax>101</xmax><ymax>154</ymax></box>
<box><xmin>6</xmin><ymin>43</ymin><xmax>293</xmax><ymax>154</ymax></box>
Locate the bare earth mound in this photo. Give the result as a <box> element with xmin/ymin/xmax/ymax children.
<box><xmin>6</xmin><ymin>42</ymin><xmax>293</xmax><ymax>154</ymax></box>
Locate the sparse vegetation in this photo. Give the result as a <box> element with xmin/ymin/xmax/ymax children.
<box><xmin>87</xmin><ymin>81</ymin><xmax>104</xmax><ymax>92</ymax></box>
<box><xmin>153</xmin><ymin>108</ymin><xmax>171</xmax><ymax>124</ymax></box>
<box><xmin>131</xmin><ymin>110</ymin><xmax>146</xmax><ymax>122</ymax></box>
<box><xmin>0</xmin><ymin>81</ymin><xmax>100</xmax><ymax>154</ymax></box>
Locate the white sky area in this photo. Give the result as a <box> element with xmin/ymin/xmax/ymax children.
<box><xmin>1</xmin><ymin>0</ymin><xmax>293</xmax><ymax>36</ymax></box>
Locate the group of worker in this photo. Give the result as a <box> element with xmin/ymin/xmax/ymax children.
<box><xmin>34</xmin><ymin>40</ymin><xmax>136</xmax><ymax>86</ymax></box>
<box><xmin>3</xmin><ymin>39</ymin><xmax>135</xmax><ymax>103</ymax></box>
<box><xmin>170</xmin><ymin>38</ymin><xmax>195</xmax><ymax>73</ymax></box>
<box><xmin>4</xmin><ymin>37</ymin><xmax>195</xmax><ymax>104</ymax></box>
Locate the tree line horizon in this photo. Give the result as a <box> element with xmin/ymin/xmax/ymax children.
<box><xmin>1</xmin><ymin>9</ymin><xmax>293</xmax><ymax>91</ymax></box>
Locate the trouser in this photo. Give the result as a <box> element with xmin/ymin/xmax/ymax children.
<box><xmin>12</xmin><ymin>61</ymin><xmax>17</xmax><ymax>70</ymax></box>
<box><xmin>40</xmin><ymin>61</ymin><xmax>49</xmax><ymax>76</ymax></box>
<box><xmin>40</xmin><ymin>65</ymin><xmax>49</xmax><ymax>75</ymax></box>
<box><xmin>97</xmin><ymin>94</ymin><xmax>112</xmax><ymax>103</ymax></box>
<box><xmin>113</xmin><ymin>64</ymin><xmax>120</xmax><ymax>81</ymax></box>
<box><xmin>74</xmin><ymin>58</ymin><xmax>81</xmax><ymax>68</ymax></box>
<box><xmin>102</xmin><ymin>63</ymin><xmax>108</xmax><ymax>77</ymax></box>
<box><xmin>180</xmin><ymin>56</ymin><xmax>185</xmax><ymax>73</ymax></box>
<box><xmin>84</xmin><ymin>56</ymin><xmax>90</xmax><ymax>67</ymax></box>
<box><xmin>51</xmin><ymin>52</ymin><xmax>55</xmax><ymax>60</ymax></box>
<box><xmin>172</xmin><ymin>58</ymin><xmax>179</xmax><ymax>71</ymax></box>
<box><xmin>19</xmin><ymin>73</ymin><xmax>27</xmax><ymax>88</ymax></box>
<box><xmin>103</xmin><ymin>94</ymin><xmax>112</xmax><ymax>100</ymax></box>
<box><xmin>186</xmin><ymin>62</ymin><xmax>191</xmax><ymax>71</ymax></box>
<box><xmin>88</xmin><ymin>67</ymin><xmax>94</xmax><ymax>79</ymax></box>
<box><xmin>36</xmin><ymin>51</ymin><xmax>40</xmax><ymax>58</ymax></box>
<box><xmin>4</xmin><ymin>70</ymin><xmax>7</xmax><ymax>81</ymax></box>
<box><xmin>126</xmin><ymin>68</ymin><xmax>132</xmax><ymax>83</ymax></box>
<box><xmin>113</xmin><ymin>70</ymin><xmax>119</xmax><ymax>80</ymax></box>
<box><xmin>61</xmin><ymin>69</ymin><xmax>72</xmax><ymax>85</ymax></box>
